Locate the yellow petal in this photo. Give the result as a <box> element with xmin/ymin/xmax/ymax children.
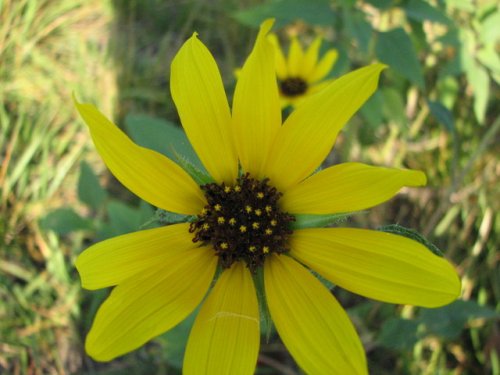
<box><xmin>301</xmin><ymin>36</ymin><xmax>322</xmax><ymax>78</ymax></box>
<box><xmin>232</xmin><ymin>19</ymin><xmax>281</xmax><ymax>179</ymax></box>
<box><xmin>308</xmin><ymin>48</ymin><xmax>338</xmax><ymax>83</ymax></box>
<box><xmin>287</xmin><ymin>36</ymin><xmax>304</xmax><ymax>77</ymax></box>
<box><xmin>268</xmin><ymin>33</ymin><xmax>288</xmax><ymax>79</ymax></box>
<box><xmin>280</xmin><ymin>96</ymin><xmax>292</xmax><ymax>109</ymax></box>
<box><xmin>263</xmin><ymin>64</ymin><xmax>386</xmax><ymax>192</ymax></box>
<box><xmin>307</xmin><ymin>78</ymin><xmax>335</xmax><ymax>95</ymax></box>
<box><xmin>171</xmin><ymin>33</ymin><xmax>238</xmax><ymax>184</ymax></box>
<box><xmin>264</xmin><ymin>255</ymin><xmax>367</xmax><ymax>374</ymax></box>
<box><xmin>285</xmin><ymin>79</ymin><xmax>334</xmax><ymax>109</ymax></box>
<box><xmin>184</xmin><ymin>262</ymin><xmax>259</xmax><ymax>375</ymax></box>
<box><xmin>281</xmin><ymin>163</ymin><xmax>427</xmax><ymax>214</ymax></box>
<box><xmin>85</xmin><ymin>246</ymin><xmax>217</xmax><ymax>361</ymax></box>
<box><xmin>285</xmin><ymin>95</ymin><xmax>308</xmax><ymax>108</ymax></box>
<box><xmin>290</xmin><ymin>228</ymin><xmax>461</xmax><ymax>307</ymax></box>
<box><xmin>74</xmin><ymin>97</ymin><xmax>205</xmax><ymax>214</ymax></box>
<box><xmin>76</xmin><ymin>223</ymin><xmax>195</xmax><ymax>290</ymax></box>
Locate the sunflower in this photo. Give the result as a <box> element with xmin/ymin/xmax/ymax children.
<box><xmin>75</xmin><ymin>19</ymin><xmax>460</xmax><ymax>374</ymax></box>
<box><xmin>268</xmin><ymin>32</ymin><xmax>338</xmax><ymax>108</ymax></box>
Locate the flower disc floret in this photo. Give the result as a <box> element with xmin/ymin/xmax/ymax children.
<box><xmin>190</xmin><ymin>174</ymin><xmax>295</xmax><ymax>272</ymax></box>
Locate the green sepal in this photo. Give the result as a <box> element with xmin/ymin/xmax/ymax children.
<box><xmin>290</xmin><ymin>212</ymin><xmax>355</xmax><ymax>230</ymax></box>
<box><xmin>172</xmin><ymin>148</ymin><xmax>213</xmax><ymax>185</ymax></box>
<box><xmin>253</xmin><ymin>267</ymin><xmax>274</xmax><ymax>341</ymax></box>
<box><xmin>154</xmin><ymin>208</ymin><xmax>194</xmax><ymax>225</ymax></box>
<box><xmin>378</xmin><ymin>224</ymin><xmax>444</xmax><ymax>257</ymax></box>
<box><xmin>312</xmin><ymin>270</ymin><xmax>336</xmax><ymax>291</ymax></box>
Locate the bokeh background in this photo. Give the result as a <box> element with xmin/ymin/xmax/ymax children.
<box><xmin>1</xmin><ymin>0</ymin><xmax>498</xmax><ymax>374</ymax></box>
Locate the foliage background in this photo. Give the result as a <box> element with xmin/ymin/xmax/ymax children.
<box><xmin>0</xmin><ymin>0</ymin><xmax>498</xmax><ymax>374</ymax></box>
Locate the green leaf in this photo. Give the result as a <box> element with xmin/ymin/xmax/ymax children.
<box><xmin>124</xmin><ymin>114</ymin><xmax>206</xmax><ymax>172</ymax></box>
<box><xmin>419</xmin><ymin>300</ymin><xmax>499</xmax><ymax>340</ymax></box>
<box><xmin>381</xmin><ymin>87</ymin><xmax>407</xmax><ymax>127</ymax></box>
<box><xmin>437</xmin><ymin>28</ymin><xmax>460</xmax><ymax>49</ymax></box>
<box><xmin>377</xmin><ymin>317</ymin><xmax>420</xmax><ymax>350</ymax></box>
<box><xmin>437</xmin><ymin>31</ymin><xmax>462</xmax><ymax>77</ymax></box>
<box><xmin>427</xmin><ymin>100</ymin><xmax>455</xmax><ymax>133</ymax></box>
<box><xmin>343</xmin><ymin>9</ymin><xmax>373</xmax><ymax>54</ymax></box>
<box><xmin>107</xmin><ymin>201</ymin><xmax>142</xmax><ymax>234</ymax></box>
<box><xmin>457</xmin><ymin>28</ymin><xmax>490</xmax><ymax>123</ymax></box>
<box><xmin>99</xmin><ymin>201</ymin><xmax>155</xmax><ymax>238</ymax></box>
<box><xmin>360</xmin><ymin>91</ymin><xmax>384</xmax><ymax>128</ymax></box>
<box><xmin>469</xmin><ymin>63</ymin><xmax>490</xmax><ymax>124</ymax></box>
<box><xmin>446</xmin><ymin>0</ymin><xmax>474</xmax><ymax>12</ymax></box>
<box><xmin>436</xmin><ymin>74</ymin><xmax>459</xmax><ymax>108</ymax></box>
<box><xmin>403</xmin><ymin>0</ymin><xmax>451</xmax><ymax>25</ymax></box>
<box><xmin>157</xmin><ymin>309</ymin><xmax>199</xmax><ymax>369</ymax></box>
<box><xmin>378</xmin><ymin>224</ymin><xmax>443</xmax><ymax>256</ymax></box>
<box><xmin>364</xmin><ymin>0</ymin><xmax>395</xmax><ymax>10</ymax></box>
<box><xmin>77</xmin><ymin>161</ymin><xmax>107</xmax><ymax>210</ymax></box>
<box><xmin>477</xmin><ymin>9</ymin><xmax>500</xmax><ymax>46</ymax></box>
<box><xmin>232</xmin><ymin>0</ymin><xmax>336</xmax><ymax>29</ymax></box>
<box><xmin>291</xmin><ymin>212</ymin><xmax>353</xmax><ymax>230</ymax></box>
<box><xmin>477</xmin><ymin>46</ymin><xmax>500</xmax><ymax>84</ymax></box>
<box><xmin>375</xmin><ymin>28</ymin><xmax>425</xmax><ymax>89</ymax></box>
<box><xmin>40</xmin><ymin>208</ymin><xmax>92</xmax><ymax>235</ymax></box>
<box><xmin>138</xmin><ymin>200</ymin><xmax>155</xmax><ymax>221</ymax></box>
<box><xmin>329</xmin><ymin>43</ymin><xmax>350</xmax><ymax>76</ymax></box>
<box><xmin>359</xmin><ymin>91</ymin><xmax>383</xmax><ymax>144</ymax></box>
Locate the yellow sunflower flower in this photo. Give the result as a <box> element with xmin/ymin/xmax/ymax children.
<box><xmin>75</xmin><ymin>19</ymin><xmax>460</xmax><ymax>375</ymax></box>
<box><xmin>268</xmin><ymin>32</ymin><xmax>338</xmax><ymax>108</ymax></box>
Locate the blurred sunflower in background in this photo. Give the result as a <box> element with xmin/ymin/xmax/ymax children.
<box><xmin>268</xmin><ymin>33</ymin><xmax>338</xmax><ymax>108</ymax></box>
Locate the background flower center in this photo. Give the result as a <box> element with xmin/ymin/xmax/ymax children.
<box><xmin>280</xmin><ymin>77</ymin><xmax>308</xmax><ymax>97</ymax></box>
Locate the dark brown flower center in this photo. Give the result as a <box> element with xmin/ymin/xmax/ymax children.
<box><xmin>280</xmin><ymin>77</ymin><xmax>308</xmax><ymax>97</ymax></box>
<box><xmin>189</xmin><ymin>174</ymin><xmax>295</xmax><ymax>272</ymax></box>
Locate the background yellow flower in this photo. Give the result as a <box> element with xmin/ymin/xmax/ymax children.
<box><xmin>268</xmin><ymin>33</ymin><xmax>338</xmax><ymax>108</ymax></box>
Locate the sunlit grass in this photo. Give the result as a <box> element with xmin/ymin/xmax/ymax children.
<box><xmin>0</xmin><ymin>0</ymin><xmax>114</xmax><ymax>372</ymax></box>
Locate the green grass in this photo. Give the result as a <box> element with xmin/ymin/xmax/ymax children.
<box><xmin>1</xmin><ymin>0</ymin><xmax>498</xmax><ymax>374</ymax></box>
<box><xmin>0</xmin><ymin>0</ymin><xmax>113</xmax><ymax>373</ymax></box>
